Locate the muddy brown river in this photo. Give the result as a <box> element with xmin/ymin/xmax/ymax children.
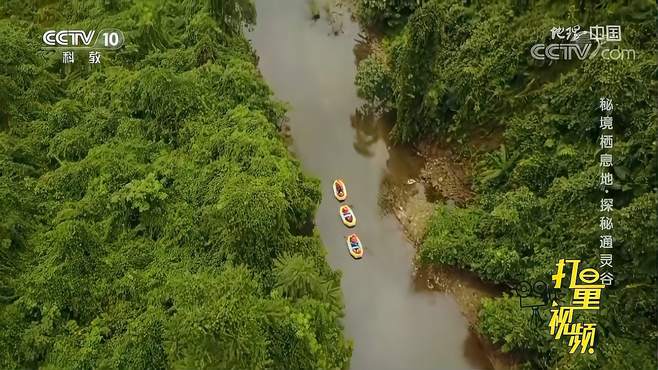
<box><xmin>249</xmin><ymin>1</ymin><xmax>492</xmax><ymax>369</ymax></box>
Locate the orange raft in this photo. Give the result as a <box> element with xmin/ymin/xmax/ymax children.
<box><xmin>339</xmin><ymin>205</ymin><xmax>356</xmax><ymax>228</ymax></box>
<box><xmin>346</xmin><ymin>233</ymin><xmax>363</xmax><ymax>259</ymax></box>
<box><xmin>333</xmin><ymin>179</ymin><xmax>347</xmax><ymax>201</ymax></box>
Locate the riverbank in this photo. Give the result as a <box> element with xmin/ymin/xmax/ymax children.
<box><xmin>344</xmin><ymin>6</ymin><xmax>519</xmax><ymax>367</ymax></box>
<box><xmin>381</xmin><ymin>135</ymin><xmax>518</xmax><ymax>370</ymax></box>
<box><xmin>348</xmin><ymin>8</ymin><xmax>527</xmax><ymax>369</ymax></box>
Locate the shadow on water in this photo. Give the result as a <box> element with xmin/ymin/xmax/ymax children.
<box><xmin>350</xmin><ymin>107</ymin><xmax>380</xmax><ymax>158</ymax></box>
<box><xmin>249</xmin><ymin>1</ymin><xmax>494</xmax><ymax>369</ymax></box>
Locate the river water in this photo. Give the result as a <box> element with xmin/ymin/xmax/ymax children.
<box><xmin>249</xmin><ymin>2</ymin><xmax>491</xmax><ymax>369</ymax></box>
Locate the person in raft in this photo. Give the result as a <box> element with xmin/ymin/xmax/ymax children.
<box><xmin>336</xmin><ymin>182</ymin><xmax>344</xmax><ymax>197</ymax></box>
<box><xmin>342</xmin><ymin>207</ymin><xmax>353</xmax><ymax>222</ymax></box>
<box><xmin>350</xmin><ymin>235</ymin><xmax>358</xmax><ymax>246</ymax></box>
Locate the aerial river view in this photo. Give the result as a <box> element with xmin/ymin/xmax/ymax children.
<box><xmin>0</xmin><ymin>0</ymin><xmax>652</xmax><ymax>369</ymax></box>
<box><xmin>249</xmin><ymin>1</ymin><xmax>492</xmax><ymax>369</ymax></box>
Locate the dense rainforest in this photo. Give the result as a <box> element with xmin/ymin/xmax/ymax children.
<box><xmin>0</xmin><ymin>0</ymin><xmax>352</xmax><ymax>368</ymax></box>
<box><xmin>355</xmin><ymin>0</ymin><xmax>656</xmax><ymax>369</ymax></box>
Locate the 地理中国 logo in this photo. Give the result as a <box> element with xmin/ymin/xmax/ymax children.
<box><xmin>530</xmin><ymin>25</ymin><xmax>636</xmax><ymax>61</ymax></box>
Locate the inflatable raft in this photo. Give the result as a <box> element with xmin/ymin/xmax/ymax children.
<box><xmin>346</xmin><ymin>233</ymin><xmax>363</xmax><ymax>259</ymax></box>
<box><xmin>333</xmin><ymin>179</ymin><xmax>347</xmax><ymax>201</ymax></box>
<box><xmin>339</xmin><ymin>205</ymin><xmax>356</xmax><ymax>228</ymax></box>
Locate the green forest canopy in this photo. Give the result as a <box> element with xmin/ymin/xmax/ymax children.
<box><xmin>0</xmin><ymin>0</ymin><xmax>351</xmax><ymax>368</ymax></box>
<box><xmin>355</xmin><ymin>0</ymin><xmax>656</xmax><ymax>369</ymax></box>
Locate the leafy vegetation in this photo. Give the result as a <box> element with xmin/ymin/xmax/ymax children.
<box><xmin>356</xmin><ymin>0</ymin><xmax>656</xmax><ymax>368</ymax></box>
<box><xmin>355</xmin><ymin>0</ymin><xmax>425</xmax><ymax>28</ymax></box>
<box><xmin>0</xmin><ymin>0</ymin><xmax>351</xmax><ymax>368</ymax></box>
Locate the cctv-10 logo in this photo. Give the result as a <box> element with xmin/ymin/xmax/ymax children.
<box><xmin>42</xmin><ymin>29</ymin><xmax>124</xmax><ymax>49</ymax></box>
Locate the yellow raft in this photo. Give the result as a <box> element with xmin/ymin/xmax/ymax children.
<box><xmin>346</xmin><ymin>233</ymin><xmax>363</xmax><ymax>259</ymax></box>
<box><xmin>339</xmin><ymin>205</ymin><xmax>356</xmax><ymax>228</ymax></box>
<box><xmin>333</xmin><ymin>179</ymin><xmax>347</xmax><ymax>201</ymax></box>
